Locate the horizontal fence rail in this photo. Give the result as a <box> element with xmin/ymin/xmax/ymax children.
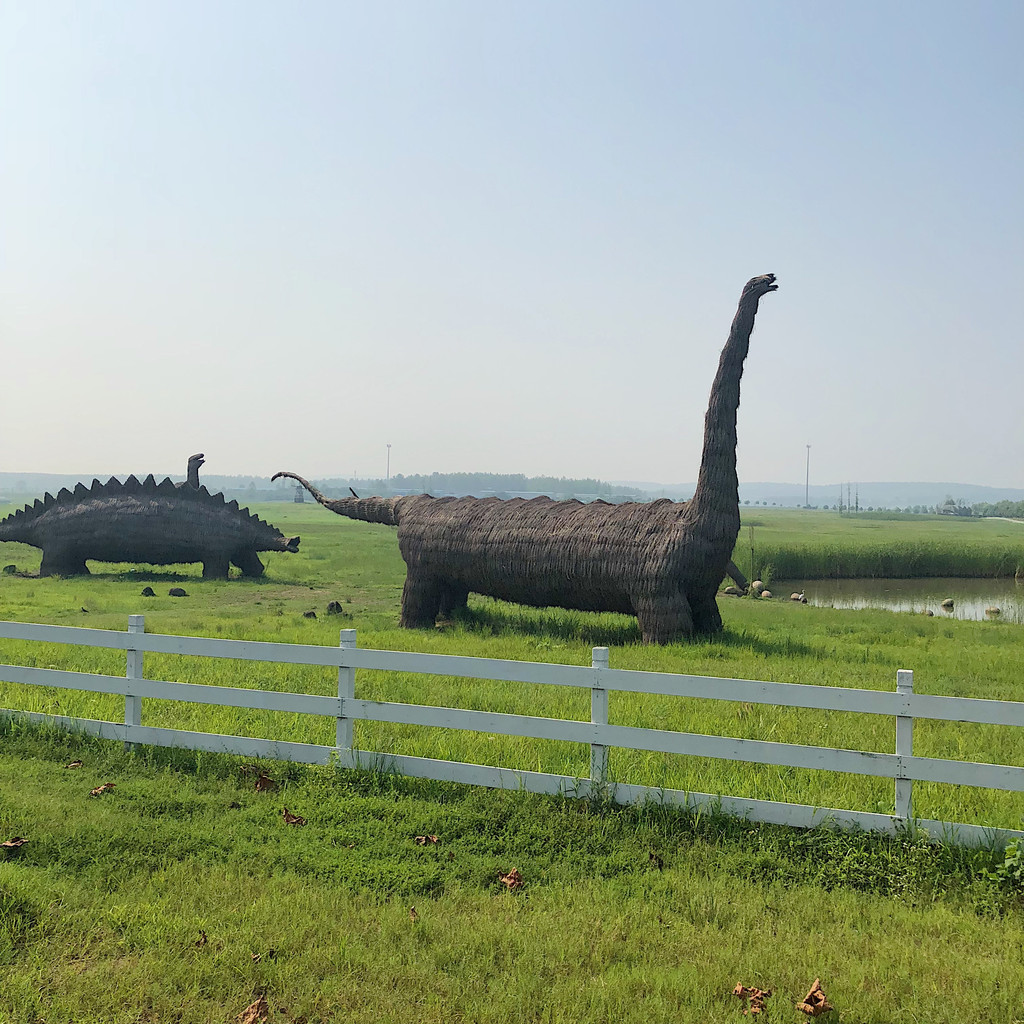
<box><xmin>1</xmin><ymin>616</ymin><xmax>1023</xmax><ymax>847</ymax></box>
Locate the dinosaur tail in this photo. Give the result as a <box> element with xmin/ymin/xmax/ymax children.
<box><xmin>272</xmin><ymin>471</ymin><xmax>402</xmax><ymax>526</ymax></box>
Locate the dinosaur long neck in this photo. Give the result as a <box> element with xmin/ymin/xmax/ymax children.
<box><xmin>689</xmin><ymin>289</ymin><xmax>764</xmax><ymax>522</ymax></box>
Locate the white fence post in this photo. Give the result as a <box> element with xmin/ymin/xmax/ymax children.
<box><xmin>124</xmin><ymin>614</ymin><xmax>144</xmax><ymax>750</ymax></box>
<box><xmin>590</xmin><ymin>646</ymin><xmax>610</xmax><ymax>787</ymax></box>
<box><xmin>895</xmin><ymin>668</ymin><xmax>914</xmax><ymax>823</ymax></box>
<box><xmin>336</xmin><ymin>628</ymin><xmax>357</xmax><ymax>766</ymax></box>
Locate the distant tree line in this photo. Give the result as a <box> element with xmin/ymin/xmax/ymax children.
<box><xmin>971</xmin><ymin>499</ymin><xmax>1024</xmax><ymax>518</ymax></box>
<box><xmin>315</xmin><ymin>472</ymin><xmax>646</xmax><ymax>501</ymax></box>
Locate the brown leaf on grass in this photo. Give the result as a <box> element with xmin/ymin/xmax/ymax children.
<box><xmin>237</xmin><ymin>995</ymin><xmax>270</xmax><ymax>1024</ymax></box>
<box><xmin>414</xmin><ymin>834</ymin><xmax>439</xmax><ymax>845</ymax></box>
<box><xmin>499</xmin><ymin>867</ymin><xmax>524</xmax><ymax>890</ymax></box>
<box><xmin>254</xmin><ymin>773</ymin><xmax>278</xmax><ymax>793</ymax></box>
<box><xmin>282</xmin><ymin>807</ymin><xmax>306</xmax><ymax>826</ymax></box>
<box><xmin>251</xmin><ymin>951</ymin><xmax>262</xmax><ymax>963</ymax></box>
<box><xmin>409</xmin><ymin>906</ymin><xmax>419</xmax><ymax>922</ymax></box>
<box><xmin>796</xmin><ymin>978</ymin><xmax>834</xmax><ymax>1016</ymax></box>
<box><xmin>2</xmin><ymin>837</ymin><xmax>28</xmax><ymax>849</ymax></box>
<box><xmin>89</xmin><ymin>782</ymin><xmax>116</xmax><ymax>797</ymax></box>
<box><xmin>64</xmin><ymin>760</ymin><xmax>83</xmax><ymax>769</ymax></box>
<box><xmin>194</xmin><ymin>930</ymin><xmax>208</xmax><ymax>948</ymax></box>
<box><xmin>733</xmin><ymin>982</ymin><xmax>772</xmax><ymax>1016</ymax></box>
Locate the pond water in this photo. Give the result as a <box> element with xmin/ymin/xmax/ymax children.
<box><xmin>774</xmin><ymin>578</ymin><xmax>1024</xmax><ymax>624</ymax></box>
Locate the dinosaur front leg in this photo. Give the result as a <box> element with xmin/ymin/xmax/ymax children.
<box><xmin>202</xmin><ymin>557</ymin><xmax>231</xmax><ymax>579</ymax></box>
<box><xmin>633</xmin><ymin>588</ymin><xmax>695</xmax><ymax>644</ymax></box>
<box><xmin>690</xmin><ymin>589</ymin><xmax>724</xmax><ymax>635</ymax></box>
<box><xmin>229</xmin><ymin>551</ymin><xmax>265</xmax><ymax>578</ymax></box>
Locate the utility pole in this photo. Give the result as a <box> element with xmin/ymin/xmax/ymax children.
<box><xmin>805</xmin><ymin>445</ymin><xmax>811</xmax><ymax>508</ymax></box>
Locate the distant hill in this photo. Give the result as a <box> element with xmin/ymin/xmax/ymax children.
<box><xmin>2</xmin><ymin>471</ymin><xmax>1020</xmax><ymax>512</ymax></box>
<box><xmin>613</xmin><ymin>481</ymin><xmax>1024</xmax><ymax>510</ymax></box>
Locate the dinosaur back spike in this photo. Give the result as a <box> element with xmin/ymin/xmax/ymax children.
<box><xmin>90</xmin><ymin>479</ymin><xmax>103</xmax><ymax>493</ymax></box>
<box><xmin>157</xmin><ymin>477</ymin><xmax>177</xmax><ymax>494</ymax></box>
<box><xmin>73</xmin><ymin>482</ymin><xmax>89</xmax><ymax>499</ymax></box>
<box><xmin>57</xmin><ymin>488</ymin><xmax>74</xmax><ymax>503</ymax></box>
<box><xmin>123</xmin><ymin>475</ymin><xmax>141</xmax><ymax>491</ymax></box>
<box><xmin>43</xmin><ymin>492</ymin><xmax>56</xmax><ymax>507</ymax></box>
<box><xmin>142</xmin><ymin>474</ymin><xmax>158</xmax><ymax>492</ymax></box>
<box><xmin>104</xmin><ymin>477</ymin><xmax>123</xmax><ymax>494</ymax></box>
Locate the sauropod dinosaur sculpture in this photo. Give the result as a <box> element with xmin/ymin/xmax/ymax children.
<box><xmin>275</xmin><ymin>273</ymin><xmax>776</xmax><ymax>641</ymax></box>
<box><xmin>0</xmin><ymin>454</ymin><xmax>300</xmax><ymax>578</ymax></box>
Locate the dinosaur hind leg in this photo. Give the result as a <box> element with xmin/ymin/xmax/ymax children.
<box><xmin>400</xmin><ymin>571</ymin><xmax>444</xmax><ymax>629</ymax></box>
<box><xmin>39</xmin><ymin>548</ymin><xmax>90</xmax><ymax>577</ymax></box>
<box><xmin>438</xmin><ymin>583</ymin><xmax>469</xmax><ymax>619</ymax></box>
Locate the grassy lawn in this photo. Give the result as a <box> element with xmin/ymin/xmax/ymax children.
<box><xmin>2</xmin><ymin>502</ymin><xmax>1024</xmax><ymax>1021</ymax></box>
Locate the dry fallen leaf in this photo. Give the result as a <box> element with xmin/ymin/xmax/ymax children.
<box><xmin>237</xmin><ymin>995</ymin><xmax>270</xmax><ymax>1024</ymax></box>
<box><xmin>499</xmin><ymin>867</ymin><xmax>524</xmax><ymax>890</ymax></box>
<box><xmin>64</xmin><ymin>760</ymin><xmax>83</xmax><ymax>769</ymax></box>
<box><xmin>733</xmin><ymin>982</ymin><xmax>772</xmax><ymax>1016</ymax></box>
<box><xmin>282</xmin><ymin>807</ymin><xmax>306</xmax><ymax>826</ymax></box>
<box><xmin>796</xmin><ymin>978</ymin><xmax>834</xmax><ymax>1016</ymax></box>
<box><xmin>89</xmin><ymin>782</ymin><xmax>116</xmax><ymax>797</ymax></box>
<box><xmin>2</xmin><ymin>837</ymin><xmax>28</xmax><ymax>849</ymax></box>
<box><xmin>409</xmin><ymin>906</ymin><xmax>419</xmax><ymax>922</ymax></box>
<box><xmin>251</xmin><ymin>952</ymin><xmax>262</xmax><ymax>963</ymax></box>
<box><xmin>414</xmin><ymin>835</ymin><xmax>440</xmax><ymax>845</ymax></box>
<box><xmin>254</xmin><ymin>773</ymin><xmax>277</xmax><ymax>793</ymax></box>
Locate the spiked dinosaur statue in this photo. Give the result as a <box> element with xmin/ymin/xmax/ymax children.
<box><xmin>275</xmin><ymin>274</ymin><xmax>776</xmax><ymax>642</ymax></box>
<box><xmin>0</xmin><ymin>454</ymin><xmax>300</xmax><ymax>578</ymax></box>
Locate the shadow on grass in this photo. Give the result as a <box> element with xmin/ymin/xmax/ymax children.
<box><xmin>454</xmin><ymin>602</ymin><xmax>642</xmax><ymax>647</ymax></box>
<box><xmin>453</xmin><ymin>601</ymin><xmax>815</xmax><ymax>658</ymax></box>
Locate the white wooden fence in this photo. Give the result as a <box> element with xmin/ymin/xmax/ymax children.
<box><xmin>1</xmin><ymin>615</ymin><xmax>1023</xmax><ymax>847</ymax></box>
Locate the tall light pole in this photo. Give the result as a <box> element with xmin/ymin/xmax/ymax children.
<box><xmin>386</xmin><ymin>443</ymin><xmax>391</xmax><ymax>490</ymax></box>
<box><xmin>805</xmin><ymin>444</ymin><xmax>811</xmax><ymax>508</ymax></box>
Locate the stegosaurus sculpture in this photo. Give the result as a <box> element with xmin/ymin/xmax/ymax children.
<box><xmin>0</xmin><ymin>457</ymin><xmax>299</xmax><ymax>579</ymax></box>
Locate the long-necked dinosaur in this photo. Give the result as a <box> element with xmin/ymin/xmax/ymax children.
<box><xmin>275</xmin><ymin>273</ymin><xmax>776</xmax><ymax>641</ymax></box>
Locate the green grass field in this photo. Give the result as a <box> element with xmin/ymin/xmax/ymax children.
<box><xmin>2</xmin><ymin>503</ymin><xmax>1024</xmax><ymax>1022</ymax></box>
<box><xmin>737</xmin><ymin>507</ymin><xmax>1024</xmax><ymax>580</ymax></box>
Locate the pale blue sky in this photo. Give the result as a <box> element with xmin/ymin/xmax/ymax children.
<box><xmin>2</xmin><ymin>2</ymin><xmax>1021</xmax><ymax>486</ymax></box>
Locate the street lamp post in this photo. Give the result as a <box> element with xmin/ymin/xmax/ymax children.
<box><xmin>805</xmin><ymin>444</ymin><xmax>811</xmax><ymax>508</ymax></box>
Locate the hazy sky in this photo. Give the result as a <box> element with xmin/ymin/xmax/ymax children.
<box><xmin>2</xmin><ymin>2</ymin><xmax>1021</xmax><ymax>486</ymax></box>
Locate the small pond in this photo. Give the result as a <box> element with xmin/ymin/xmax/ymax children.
<box><xmin>774</xmin><ymin>578</ymin><xmax>1024</xmax><ymax>624</ymax></box>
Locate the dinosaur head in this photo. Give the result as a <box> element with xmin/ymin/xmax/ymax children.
<box><xmin>186</xmin><ymin>453</ymin><xmax>205</xmax><ymax>488</ymax></box>
<box><xmin>742</xmin><ymin>274</ymin><xmax>778</xmax><ymax>300</ymax></box>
